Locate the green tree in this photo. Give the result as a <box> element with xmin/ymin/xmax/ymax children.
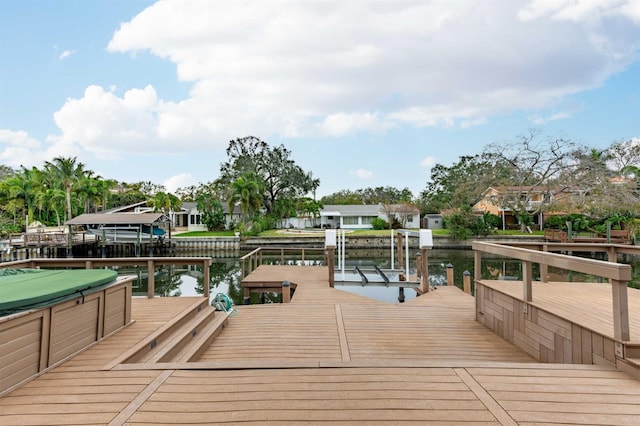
<box><xmin>218</xmin><ymin>136</ymin><xmax>317</xmax><ymax>214</ymax></box>
<box><xmin>228</xmin><ymin>173</ymin><xmax>262</xmax><ymax>224</ymax></box>
<box><xmin>419</xmin><ymin>154</ymin><xmax>505</xmax><ymax>213</ymax></box>
<box><xmin>321</xmin><ymin>186</ymin><xmax>413</xmax><ymax>205</ymax></box>
<box><xmin>196</xmin><ymin>193</ymin><xmax>226</xmax><ymax>230</ymax></box>
<box><xmin>0</xmin><ymin>166</ymin><xmax>41</xmax><ymax>226</ymax></box>
<box><xmin>149</xmin><ymin>191</ymin><xmax>182</xmax><ymax>214</ymax></box>
<box><xmin>44</xmin><ymin>156</ymin><xmax>86</xmax><ymax>221</ymax></box>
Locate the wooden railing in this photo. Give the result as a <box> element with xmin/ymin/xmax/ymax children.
<box><xmin>0</xmin><ymin>257</ymin><xmax>212</xmax><ymax>299</ymax></box>
<box><xmin>472</xmin><ymin>241</ymin><xmax>634</xmax><ymax>341</ymax></box>
<box><xmin>239</xmin><ymin>247</ymin><xmax>327</xmax><ymax>280</ymax></box>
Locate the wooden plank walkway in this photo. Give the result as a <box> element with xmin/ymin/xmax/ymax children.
<box><xmin>2</xmin><ymin>265</ymin><xmax>640</xmax><ymax>424</ymax></box>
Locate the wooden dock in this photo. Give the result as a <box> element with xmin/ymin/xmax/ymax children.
<box><xmin>2</xmin><ymin>264</ymin><xmax>640</xmax><ymax>424</ymax></box>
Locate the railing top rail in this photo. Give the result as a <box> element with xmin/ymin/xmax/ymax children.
<box><xmin>239</xmin><ymin>248</ymin><xmax>262</xmax><ymax>261</ymax></box>
<box><xmin>472</xmin><ymin>241</ymin><xmax>632</xmax><ymax>282</ymax></box>
<box><xmin>0</xmin><ymin>256</ymin><xmax>213</xmax><ymax>269</ymax></box>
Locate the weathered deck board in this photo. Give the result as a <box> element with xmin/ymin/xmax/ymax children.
<box><xmin>3</xmin><ymin>266</ymin><xmax>640</xmax><ymax>425</ymax></box>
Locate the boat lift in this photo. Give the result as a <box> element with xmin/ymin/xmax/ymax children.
<box><xmin>325</xmin><ymin>229</ymin><xmax>433</xmax><ymax>288</ymax></box>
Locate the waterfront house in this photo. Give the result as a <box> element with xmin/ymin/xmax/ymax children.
<box><xmin>320</xmin><ymin>204</ymin><xmax>420</xmax><ymax>229</ymax></box>
<box><xmin>472</xmin><ymin>186</ymin><xmax>580</xmax><ymax>230</ymax></box>
<box><xmin>171</xmin><ymin>201</ymin><xmax>244</xmax><ymax>232</ymax></box>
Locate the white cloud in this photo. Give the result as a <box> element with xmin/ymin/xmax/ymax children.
<box><xmin>420</xmin><ymin>156</ymin><xmax>436</xmax><ymax>168</ymax></box>
<box><xmin>320</xmin><ymin>112</ymin><xmax>392</xmax><ymax>136</ymax></box>
<box><xmin>518</xmin><ymin>0</ymin><xmax>640</xmax><ymax>23</ymax></box>
<box><xmin>164</xmin><ymin>173</ymin><xmax>196</xmax><ymax>193</ymax></box>
<box><xmin>351</xmin><ymin>169</ymin><xmax>374</xmax><ymax>179</ymax></box>
<box><xmin>39</xmin><ymin>0</ymin><xmax>639</xmax><ymax>160</ymax></box>
<box><xmin>58</xmin><ymin>50</ymin><xmax>76</xmax><ymax>60</ymax></box>
<box><xmin>0</xmin><ymin>129</ymin><xmax>80</xmax><ymax>169</ymax></box>
<box><xmin>0</xmin><ymin>129</ymin><xmax>44</xmax><ymax>168</ymax></box>
<box><xmin>529</xmin><ymin>111</ymin><xmax>572</xmax><ymax>125</ymax></box>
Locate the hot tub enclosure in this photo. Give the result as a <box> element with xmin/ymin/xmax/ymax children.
<box><xmin>0</xmin><ymin>269</ymin><xmax>134</xmax><ymax>395</ymax></box>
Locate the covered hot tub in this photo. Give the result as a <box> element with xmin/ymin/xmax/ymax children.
<box><xmin>0</xmin><ymin>269</ymin><xmax>133</xmax><ymax>394</ymax></box>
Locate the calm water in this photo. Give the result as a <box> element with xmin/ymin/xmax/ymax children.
<box><xmin>112</xmin><ymin>248</ymin><xmax>640</xmax><ymax>305</ymax></box>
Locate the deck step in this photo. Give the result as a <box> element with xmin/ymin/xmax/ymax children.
<box><xmin>117</xmin><ymin>298</ymin><xmax>210</xmax><ymax>365</ymax></box>
<box><xmin>169</xmin><ymin>311</ymin><xmax>230</xmax><ymax>362</ymax></box>
<box><xmin>617</xmin><ymin>357</ymin><xmax>640</xmax><ymax>381</ymax></box>
<box><xmin>143</xmin><ymin>307</ymin><xmax>218</xmax><ymax>363</ymax></box>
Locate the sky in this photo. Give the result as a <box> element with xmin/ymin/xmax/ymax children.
<box><xmin>0</xmin><ymin>0</ymin><xmax>639</xmax><ymax>199</ymax></box>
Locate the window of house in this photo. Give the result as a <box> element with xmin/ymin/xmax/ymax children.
<box><xmin>361</xmin><ymin>216</ymin><xmax>377</xmax><ymax>225</ymax></box>
<box><xmin>343</xmin><ymin>216</ymin><xmax>358</xmax><ymax>225</ymax></box>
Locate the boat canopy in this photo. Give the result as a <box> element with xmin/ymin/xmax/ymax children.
<box><xmin>65</xmin><ymin>213</ymin><xmax>168</xmax><ymax>226</ymax></box>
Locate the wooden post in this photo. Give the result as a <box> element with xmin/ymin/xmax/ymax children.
<box><xmin>416</xmin><ymin>254</ymin><xmax>422</xmax><ymax>278</ymax></box>
<box><xmin>446</xmin><ymin>263</ymin><xmax>454</xmax><ymax>286</ymax></box>
<box><xmin>474</xmin><ymin>250</ymin><xmax>481</xmax><ymax>286</ymax></box>
<box><xmin>463</xmin><ymin>270</ymin><xmax>471</xmax><ymax>294</ymax></box>
<box><xmin>327</xmin><ymin>247</ymin><xmax>335</xmax><ymax>288</ymax></box>
<box><xmin>243</xmin><ymin>288</ymin><xmax>250</xmax><ymax>305</ymax></box>
<box><xmin>282</xmin><ymin>280</ymin><xmax>291</xmax><ymax>303</ymax></box>
<box><xmin>612</xmin><ymin>279</ymin><xmax>630</xmax><ymax>342</ymax></box>
<box><xmin>419</xmin><ymin>247</ymin><xmax>429</xmax><ymax>293</ymax></box>
<box><xmin>540</xmin><ymin>244</ymin><xmax>548</xmax><ymax>282</ymax></box>
<box><xmin>147</xmin><ymin>260</ymin><xmax>155</xmax><ymax>299</ymax></box>
<box><xmin>522</xmin><ymin>260</ymin><xmax>532</xmax><ymax>303</ymax></box>
<box><xmin>203</xmin><ymin>259</ymin><xmax>211</xmax><ymax>299</ymax></box>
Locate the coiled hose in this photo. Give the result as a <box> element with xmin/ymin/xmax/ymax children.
<box><xmin>211</xmin><ymin>293</ymin><xmax>238</xmax><ymax>317</ymax></box>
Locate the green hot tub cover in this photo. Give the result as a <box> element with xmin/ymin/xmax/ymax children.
<box><xmin>0</xmin><ymin>269</ymin><xmax>118</xmax><ymax>316</ymax></box>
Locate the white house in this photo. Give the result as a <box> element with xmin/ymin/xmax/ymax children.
<box><xmin>320</xmin><ymin>204</ymin><xmax>421</xmax><ymax>229</ymax></box>
<box><xmin>172</xmin><ymin>201</ymin><xmax>243</xmax><ymax>232</ymax></box>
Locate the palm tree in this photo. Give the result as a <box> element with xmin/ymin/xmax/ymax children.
<box><xmin>34</xmin><ymin>186</ymin><xmax>66</xmax><ymax>227</ymax></box>
<box><xmin>96</xmin><ymin>179</ymin><xmax>118</xmax><ymax>212</ymax></box>
<box><xmin>149</xmin><ymin>191</ymin><xmax>182</xmax><ymax>214</ymax></box>
<box><xmin>228</xmin><ymin>174</ymin><xmax>262</xmax><ymax>224</ymax></box>
<box><xmin>44</xmin><ymin>157</ymin><xmax>86</xmax><ymax>221</ymax></box>
<box><xmin>0</xmin><ymin>166</ymin><xmax>41</xmax><ymax>227</ymax></box>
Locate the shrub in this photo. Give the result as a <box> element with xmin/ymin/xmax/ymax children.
<box><xmin>371</xmin><ymin>218</ymin><xmax>388</xmax><ymax>230</ymax></box>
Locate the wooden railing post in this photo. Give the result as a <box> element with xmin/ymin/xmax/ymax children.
<box><xmin>612</xmin><ymin>279</ymin><xmax>630</xmax><ymax>342</ymax></box>
<box><xmin>282</xmin><ymin>280</ymin><xmax>291</xmax><ymax>303</ymax></box>
<box><xmin>203</xmin><ymin>259</ymin><xmax>211</xmax><ymax>299</ymax></box>
<box><xmin>463</xmin><ymin>270</ymin><xmax>471</xmax><ymax>294</ymax></box>
<box><xmin>327</xmin><ymin>247</ymin><xmax>335</xmax><ymax>288</ymax></box>
<box><xmin>474</xmin><ymin>250</ymin><xmax>481</xmax><ymax>287</ymax></box>
<box><xmin>522</xmin><ymin>260</ymin><xmax>532</xmax><ymax>303</ymax></box>
<box><xmin>147</xmin><ymin>260</ymin><xmax>155</xmax><ymax>299</ymax></box>
<box><xmin>446</xmin><ymin>263</ymin><xmax>454</xmax><ymax>286</ymax></box>
<box><xmin>540</xmin><ymin>244</ymin><xmax>548</xmax><ymax>282</ymax></box>
<box><xmin>416</xmin><ymin>254</ymin><xmax>422</xmax><ymax>278</ymax></box>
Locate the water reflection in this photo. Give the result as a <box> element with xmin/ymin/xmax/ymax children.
<box><xmin>113</xmin><ymin>248</ymin><xmax>640</xmax><ymax>305</ymax></box>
